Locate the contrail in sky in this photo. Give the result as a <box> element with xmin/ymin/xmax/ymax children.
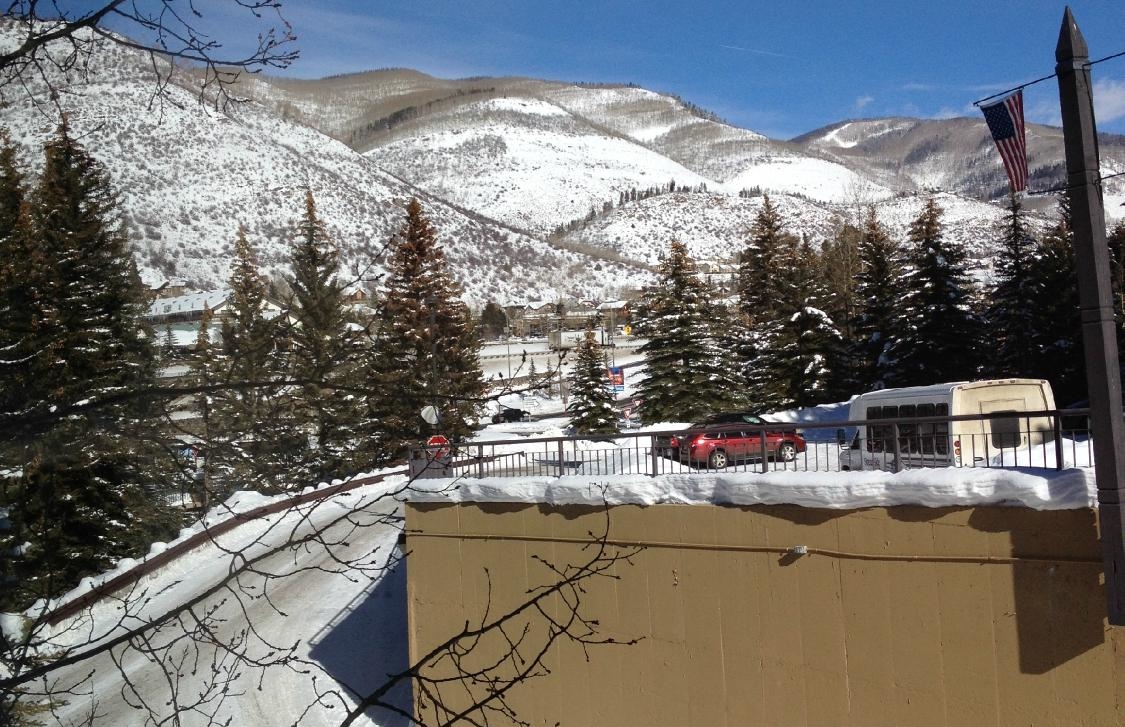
<box><xmin>718</xmin><ymin>44</ymin><xmax>795</xmax><ymax>59</ymax></box>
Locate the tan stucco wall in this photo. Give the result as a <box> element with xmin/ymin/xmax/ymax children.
<box><xmin>405</xmin><ymin>502</ymin><xmax>1125</xmax><ymax>726</ymax></box>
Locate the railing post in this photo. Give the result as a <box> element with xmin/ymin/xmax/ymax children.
<box><xmin>759</xmin><ymin>426</ymin><xmax>769</xmax><ymax>473</ymax></box>
<box><xmin>892</xmin><ymin>422</ymin><xmax>902</xmax><ymax>473</ymax></box>
<box><xmin>477</xmin><ymin>443</ymin><xmax>484</xmax><ymax>479</ymax></box>
<box><xmin>1054</xmin><ymin>412</ymin><xmax>1064</xmax><ymax>471</ymax></box>
<box><xmin>650</xmin><ymin>438</ymin><xmax>658</xmax><ymax>477</ymax></box>
<box><xmin>558</xmin><ymin>438</ymin><xmax>565</xmax><ymax>475</ymax></box>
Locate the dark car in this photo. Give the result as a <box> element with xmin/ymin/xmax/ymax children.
<box><xmin>492</xmin><ymin>406</ymin><xmax>531</xmax><ymax>424</ymax></box>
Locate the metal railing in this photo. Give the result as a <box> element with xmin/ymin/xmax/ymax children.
<box><xmin>410</xmin><ymin>409</ymin><xmax>1096</xmax><ymax>480</ymax></box>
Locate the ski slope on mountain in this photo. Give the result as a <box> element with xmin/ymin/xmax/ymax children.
<box><xmin>364</xmin><ymin>95</ymin><xmax>715</xmax><ymax>236</ymax></box>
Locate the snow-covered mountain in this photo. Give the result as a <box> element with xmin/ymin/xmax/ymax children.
<box><xmin>0</xmin><ymin>30</ymin><xmax>644</xmax><ymax>308</ymax></box>
<box><xmin>794</xmin><ymin>117</ymin><xmax>1125</xmax><ymax>212</ymax></box>
<box><xmin>240</xmin><ymin>67</ymin><xmax>1124</xmax><ymax>275</ymax></box>
<box><xmin>4</xmin><ymin>23</ymin><xmax>1123</xmax><ymax>306</ymax></box>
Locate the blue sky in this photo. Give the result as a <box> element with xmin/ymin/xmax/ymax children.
<box><xmin>124</xmin><ymin>1</ymin><xmax>1125</xmax><ymax>139</ymax></box>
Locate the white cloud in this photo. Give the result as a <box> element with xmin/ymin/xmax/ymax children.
<box><xmin>931</xmin><ymin>106</ymin><xmax>962</xmax><ymax>119</ymax></box>
<box><xmin>1094</xmin><ymin>78</ymin><xmax>1125</xmax><ymax>124</ymax></box>
<box><xmin>1026</xmin><ymin>97</ymin><xmax>1062</xmax><ymax>128</ymax></box>
<box><xmin>855</xmin><ymin>95</ymin><xmax>874</xmax><ymax>110</ymax></box>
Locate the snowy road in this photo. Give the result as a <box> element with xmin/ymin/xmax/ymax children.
<box><xmin>41</xmin><ymin>482</ymin><xmax>413</xmax><ymax>727</ymax></box>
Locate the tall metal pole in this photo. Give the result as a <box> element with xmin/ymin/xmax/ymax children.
<box><xmin>1056</xmin><ymin>7</ymin><xmax>1125</xmax><ymax>625</ymax></box>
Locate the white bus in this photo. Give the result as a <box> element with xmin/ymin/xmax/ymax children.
<box><xmin>838</xmin><ymin>379</ymin><xmax>1056</xmax><ymax>471</ymax></box>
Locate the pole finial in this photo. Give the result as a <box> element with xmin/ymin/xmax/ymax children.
<box><xmin>1056</xmin><ymin>7</ymin><xmax>1088</xmax><ymax>62</ymax></box>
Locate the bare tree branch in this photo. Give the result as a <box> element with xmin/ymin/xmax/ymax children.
<box><xmin>0</xmin><ymin>1</ymin><xmax>298</xmax><ymax>111</ymax></box>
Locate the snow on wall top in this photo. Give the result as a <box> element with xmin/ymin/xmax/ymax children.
<box><xmin>407</xmin><ymin>468</ymin><xmax>1096</xmax><ymax>511</ymax></box>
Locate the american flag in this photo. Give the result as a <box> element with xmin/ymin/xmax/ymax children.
<box><xmin>980</xmin><ymin>90</ymin><xmax>1028</xmax><ymax>194</ymax></box>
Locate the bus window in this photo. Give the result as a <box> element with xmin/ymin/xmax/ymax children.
<box><xmin>915</xmin><ymin>403</ymin><xmax>936</xmax><ymax>453</ymax></box>
<box><xmin>898</xmin><ymin>404</ymin><xmax>918</xmax><ymax>452</ymax></box>
<box><xmin>935</xmin><ymin>403</ymin><xmax>949</xmax><ymax>454</ymax></box>
<box><xmin>990</xmin><ymin>410</ymin><xmax>1022</xmax><ymax>449</ymax></box>
<box><xmin>867</xmin><ymin>406</ymin><xmax>896</xmax><ymax>452</ymax></box>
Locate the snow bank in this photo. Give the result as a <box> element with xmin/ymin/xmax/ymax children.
<box><xmin>406</xmin><ymin>467</ymin><xmax>1097</xmax><ymax>511</ymax></box>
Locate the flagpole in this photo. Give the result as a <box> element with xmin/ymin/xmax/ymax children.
<box><xmin>1056</xmin><ymin>7</ymin><xmax>1125</xmax><ymax>625</ymax></box>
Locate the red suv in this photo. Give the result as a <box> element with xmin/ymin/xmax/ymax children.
<box><xmin>672</xmin><ymin>421</ymin><xmax>806</xmax><ymax>468</ymax></box>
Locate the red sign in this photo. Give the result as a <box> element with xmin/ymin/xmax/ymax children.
<box><xmin>425</xmin><ymin>434</ymin><xmax>451</xmax><ymax>460</ymax></box>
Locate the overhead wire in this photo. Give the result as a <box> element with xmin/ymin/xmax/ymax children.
<box><xmin>971</xmin><ymin>47</ymin><xmax>1125</xmax><ymax>107</ymax></box>
<box><xmin>969</xmin><ymin>49</ymin><xmax>1125</xmax><ymax>196</ymax></box>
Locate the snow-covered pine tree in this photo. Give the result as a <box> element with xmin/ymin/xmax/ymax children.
<box><xmin>185</xmin><ymin>305</ymin><xmax>218</xmax><ymax>507</ymax></box>
<box><xmin>365</xmin><ymin>198</ymin><xmax>485</xmax><ymax>462</ymax></box>
<box><xmin>479</xmin><ymin>300</ymin><xmax>507</xmax><ymax>340</ymax></box>
<box><xmin>635</xmin><ymin>240</ymin><xmax>742</xmax><ymax>423</ymax></box>
<box><xmin>1025</xmin><ymin>196</ymin><xmax>1084</xmax><ymax>404</ymax></box>
<box><xmin>281</xmin><ymin>190</ymin><xmax>362</xmax><ymax>483</ymax></box>
<box><xmin>32</xmin><ymin>123</ymin><xmax>155</xmax><ymax>421</ymax></box>
<box><xmin>771</xmin><ymin>234</ymin><xmax>840</xmax><ymax>408</ymax></box>
<box><xmin>1108</xmin><ymin>220</ymin><xmax>1125</xmax><ymax>353</ymax></box>
<box><xmin>0</xmin><ymin>131</ymin><xmax>35</xmax><ymax>611</ymax></box>
<box><xmin>886</xmin><ymin>196</ymin><xmax>983</xmax><ymax>387</ymax></box>
<box><xmin>527</xmin><ymin>357</ymin><xmax>540</xmax><ymax>389</ymax></box>
<box><xmin>0</xmin><ymin>131</ymin><xmax>41</xmax><ymax>455</ymax></box>
<box><xmin>851</xmin><ymin>206</ymin><xmax>904</xmax><ymax>391</ymax></box>
<box><xmin>567</xmin><ymin>330</ymin><xmax>617</xmax><ymax>434</ymax></box>
<box><xmin>985</xmin><ymin>195</ymin><xmax>1039</xmax><ymax>378</ymax></box>
<box><xmin>213</xmin><ymin>226</ymin><xmax>293</xmax><ymax>491</ymax></box>
<box><xmin>737</xmin><ymin>195</ymin><xmax>792</xmax><ymax>409</ymax></box>
<box><xmin>819</xmin><ymin>219</ymin><xmax>863</xmax><ymax>399</ymax></box>
<box><xmin>1</xmin><ymin>123</ymin><xmax>171</xmax><ymax>610</ymax></box>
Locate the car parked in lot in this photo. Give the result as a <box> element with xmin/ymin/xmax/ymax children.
<box><xmin>656</xmin><ymin>415</ymin><xmax>806</xmax><ymax>468</ymax></box>
<box><xmin>654</xmin><ymin>412</ymin><xmax>779</xmax><ymax>455</ymax></box>
<box><xmin>492</xmin><ymin>406</ymin><xmax>532</xmax><ymax>423</ymax></box>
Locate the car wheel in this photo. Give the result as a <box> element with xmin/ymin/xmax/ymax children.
<box><xmin>707</xmin><ymin>450</ymin><xmax>728</xmax><ymax>469</ymax></box>
<box><xmin>777</xmin><ymin>442</ymin><xmax>797</xmax><ymax>462</ymax></box>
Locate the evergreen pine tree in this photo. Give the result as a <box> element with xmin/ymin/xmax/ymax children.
<box><xmin>851</xmin><ymin>206</ymin><xmax>904</xmax><ymax>391</ymax></box>
<box><xmin>887</xmin><ymin>197</ymin><xmax>983</xmax><ymax>386</ymax></box>
<box><xmin>737</xmin><ymin>195</ymin><xmax>790</xmax><ymax>409</ymax></box>
<box><xmin>479</xmin><ymin>301</ymin><xmax>507</xmax><ymax>340</ymax></box>
<box><xmin>1025</xmin><ymin>197</ymin><xmax>1084</xmax><ymax>404</ymax></box>
<box><xmin>214</xmin><ymin>226</ymin><xmax>292</xmax><ymax>491</ymax></box>
<box><xmin>1106</xmin><ymin>221</ymin><xmax>1125</xmax><ymax>353</ymax></box>
<box><xmin>567</xmin><ymin>331</ymin><xmax>617</xmax><ymax>434</ymax></box>
<box><xmin>366</xmin><ymin>198</ymin><xmax>485</xmax><ymax>462</ymax></box>
<box><xmin>635</xmin><ymin>240</ymin><xmax>742</xmax><ymax>423</ymax></box>
<box><xmin>985</xmin><ymin>195</ymin><xmax>1038</xmax><ymax>377</ymax></box>
<box><xmin>281</xmin><ymin>190</ymin><xmax>361</xmax><ymax>483</ymax></box>
<box><xmin>527</xmin><ymin>357</ymin><xmax>540</xmax><ymax>389</ymax></box>
<box><xmin>1</xmin><ymin>123</ymin><xmax>171</xmax><ymax>610</ymax></box>
<box><xmin>186</xmin><ymin>305</ymin><xmax>218</xmax><ymax>507</ymax></box>
<box><xmin>771</xmin><ymin>235</ymin><xmax>840</xmax><ymax>408</ymax></box>
<box><xmin>820</xmin><ymin>220</ymin><xmax>863</xmax><ymax>399</ymax></box>
<box><xmin>0</xmin><ymin>131</ymin><xmax>42</xmax><ymax>453</ymax></box>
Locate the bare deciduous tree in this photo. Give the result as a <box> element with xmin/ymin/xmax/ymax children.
<box><xmin>0</xmin><ymin>1</ymin><xmax>297</xmax><ymax>109</ymax></box>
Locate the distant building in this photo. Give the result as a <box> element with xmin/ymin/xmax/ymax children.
<box><xmin>149</xmin><ymin>278</ymin><xmax>191</xmax><ymax>300</ymax></box>
<box><xmin>147</xmin><ymin>289</ymin><xmax>233</xmax><ymax>325</ymax></box>
<box><xmin>146</xmin><ymin>289</ymin><xmax>283</xmax><ymax>352</ymax></box>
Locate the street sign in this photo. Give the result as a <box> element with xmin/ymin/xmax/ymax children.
<box><xmin>425</xmin><ymin>434</ymin><xmax>451</xmax><ymax>460</ymax></box>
